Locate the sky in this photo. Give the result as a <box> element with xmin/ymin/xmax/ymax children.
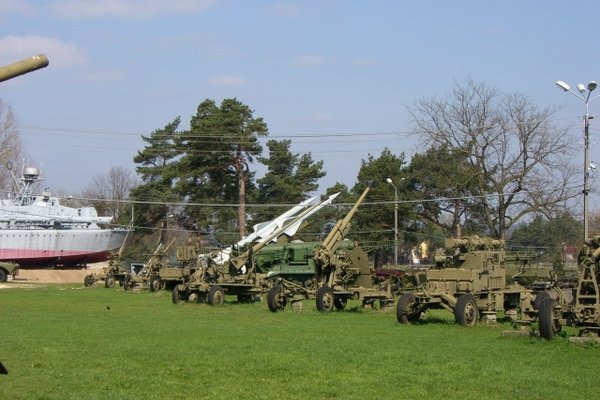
<box><xmin>2</xmin><ymin>0</ymin><xmax>600</xmax><ymax>210</ymax></box>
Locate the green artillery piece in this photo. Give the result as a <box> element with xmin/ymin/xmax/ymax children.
<box><xmin>121</xmin><ymin>240</ymin><xmax>175</xmax><ymax>291</ymax></box>
<box><xmin>152</xmin><ymin>245</ymin><xmax>201</xmax><ymax>292</ymax></box>
<box><xmin>83</xmin><ymin>252</ymin><xmax>131</xmax><ymax>288</ymax></box>
<box><xmin>171</xmin><ymin>194</ymin><xmax>339</xmax><ymax>305</ymax></box>
<box><xmin>83</xmin><ymin>227</ymin><xmax>133</xmax><ymax>288</ymax></box>
<box><xmin>538</xmin><ymin>235</ymin><xmax>600</xmax><ymax>341</ymax></box>
<box><xmin>267</xmin><ymin>186</ymin><xmax>394</xmax><ymax>313</ymax></box>
<box><xmin>0</xmin><ymin>54</ymin><xmax>49</xmax><ymax>83</ymax></box>
<box><xmin>396</xmin><ymin>235</ymin><xmax>558</xmax><ymax>328</ymax></box>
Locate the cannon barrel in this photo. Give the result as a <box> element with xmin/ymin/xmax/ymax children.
<box><xmin>0</xmin><ymin>54</ymin><xmax>49</xmax><ymax>83</ymax></box>
<box><xmin>320</xmin><ymin>185</ymin><xmax>370</xmax><ymax>253</ymax></box>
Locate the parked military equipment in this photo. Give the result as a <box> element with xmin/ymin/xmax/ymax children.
<box><xmin>83</xmin><ymin>252</ymin><xmax>131</xmax><ymax>288</ymax></box>
<box><xmin>83</xmin><ymin>226</ymin><xmax>134</xmax><ymax>288</ymax></box>
<box><xmin>0</xmin><ymin>54</ymin><xmax>48</xmax><ymax>83</ymax></box>
<box><xmin>121</xmin><ymin>240</ymin><xmax>174</xmax><ymax>291</ymax></box>
<box><xmin>154</xmin><ymin>245</ymin><xmax>200</xmax><ymax>291</ymax></box>
<box><xmin>396</xmin><ymin>235</ymin><xmax>550</xmax><ymax>326</ymax></box>
<box><xmin>267</xmin><ymin>186</ymin><xmax>393</xmax><ymax>313</ymax></box>
<box><xmin>172</xmin><ymin>193</ymin><xmax>339</xmax><ymax>305</ymax></box>
<box><xmin>0</xmin><ymin>261</ymin><xmax>19</xmax><ymax>282</ymax></box>
<box><xmin>538</xmin><ymin>235</ymin><xmax>600</xmax><ymax>340</ymax></box>
<box><xmin>161</xmin><ymin>196</ymin><xmax>332</xmax><ymax>294</ymax></box>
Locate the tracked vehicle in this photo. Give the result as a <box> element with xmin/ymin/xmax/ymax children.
<box><xmin>396</xmin><ymin>235</ymin><xmax>551</xmax><ymax>326</ymax></box>
<box><xmin>267</xmin><ymin>186</ymin><xmax>394</xmax><ymax>313</ymax></box>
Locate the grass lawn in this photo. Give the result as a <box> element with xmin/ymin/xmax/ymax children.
<box><xmin>1</xmin><ymin>284</ymin><xmax>599</xmax><ymax>399</ymax></box>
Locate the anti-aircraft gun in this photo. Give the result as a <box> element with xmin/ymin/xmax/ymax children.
<box><xmin>83</xmin><ymin>223</ymin><xmax>134</xmax><ymax>288</ymax></box>
<box><xmin>267</xmin><ymin>186</ymin><xmax>394</xmax><ymax>312</ymax></box>
<box><xmin>121</xmin><ymin>239</ymin><xmax>175</xmax><ymax>291</ymax></box>
<box><xmin>171</xmin><ymin>194</ymin><xmax>339</xmax><ymax>305</ymax></box>
<box><xmin>538</xmin><ymin>235</ymin><xmax>600</xmax><ymax>340</ymax></box>
<box><xmin>396</xmin><ymin>235</ymin><xmax>552</xmax><ymax>327</ymax></box>
<box><xmin>0</xmin><ymin>54</ymin><xmax>49</xmax><ymax>83</ymax></box>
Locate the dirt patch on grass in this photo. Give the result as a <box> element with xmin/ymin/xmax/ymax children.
<box><xmin>1</xmin><ymin>262</ymin><xmax>108</xmax><ymax>288</ymax></box>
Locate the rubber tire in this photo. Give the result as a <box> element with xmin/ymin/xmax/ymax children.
<box><xmin>104</xmin><ymin>275</ymin><xmax>115</xmax><ymax>288</ymax></box>
<box><xmin>316</xmin><ymin>286</ymin><xmax>334</xmax><ymax>313</ymax></box>
<box><xmin>533</xmin><ymin>291</ymin><xmax>550</xmax><ymax>310</ymax></box>
<box><xmin>83</xmin><ymin>274</ymin><xmax>95</xmax><ymax>287</ymax></box>
<box><xmin>267</xmin><ymin>285</ymin><xmax>287</xmax><ymax>312</ymax></box>
<box><xmin>149</xmin><ymin>276</ymin><xmax>162</xmax><ymax>292</ymax></box>
<box><xmin>122</xmin><ymin>276</ymin><xmax>131</xmax><ymax>291</ymax></box>
<box><xmin>334</xmin><ymin>296</ymin><xmax>348</xmax><ymax>311</ymax></box>
<box><xmin>455</xmin><ymin>294</ymin><xmax>479</xmax><ymax>327</ymax></box>
<box><xmin>0</xmin><ymin>269</ymin><xmax>7</xmax><ymax>283</ymax></box>
<box><xmin>207</xmin><ymin>285</ymin><xmax>225</xmax><ymax>306</ymax></box>
<box><xmin>397</xmin><ymin>293</ymin><xmax>419</xmax><ymax>324</ymax></box>
<box><xmin>538</xmin><ymin>298</ymin><xmax>559</xmax><ymax>340</ymax></box>
<box><xmin>172</xmin><ymin>285</ymin><xmax>182</xmax><ymax>304</ymax></box>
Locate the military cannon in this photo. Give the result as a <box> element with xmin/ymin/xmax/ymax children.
<box><xmin>83</xmin><ymin>251</ymin><xmax>131</xmax><ymax>288</ymax></box>
<box><xmin>171</xmin><ymin>194</ymin><xmax>339</xmax><ymax>305</ymax></box>
<box><xmin>538</xmin><ymin>235</ymin><xmax>600</xmax><ymax>340</ymax></box>
<box><xmin>83</xmin><ymin>225</ymin><xmax>133</xmax><ymax>288</ymax></box>
<box><xmin>121</xmin><ymin>240</ymin><xmax>175</xmax><ymax>291</ymax></box>
<box><xmin>396</xmin><ymin>235</ymin><xmax>553</xmax><ymax>327</ymax></box>
<box><xmin>267</xmin><ymin>186</ymin><xmax>394</xmax><ymax>313</ymax></box>
<box><xmin>0</xmin><ymin>54</ymin><xmax>49</xmax><ymax>83</ymax></box>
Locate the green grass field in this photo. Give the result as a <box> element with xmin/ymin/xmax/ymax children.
<box><xmin>1</xmin><ymin>284</ymin><xmax>599</xmax><ymax>400</ymax></box>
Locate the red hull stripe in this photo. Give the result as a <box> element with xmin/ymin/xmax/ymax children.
<box><xmin>0</xmin><ymin>248</ymin><xmax>110</xmax><ymax>266</ymax></box>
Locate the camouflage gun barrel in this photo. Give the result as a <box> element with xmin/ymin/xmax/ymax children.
<box><xmin>0</xmin><ymin>54</ymin><xmax>49</xmax><ymax>83</ymax></box>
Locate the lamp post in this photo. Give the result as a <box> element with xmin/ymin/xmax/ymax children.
<box><xmin>386</xmin><ymin>178</ymin><xmax>398</xmax><ymax>268</ymax></box>
<box><xmin>555</xmin><ymin>80</ymin><xmax>599</xmax><ymax>241</ymax></box>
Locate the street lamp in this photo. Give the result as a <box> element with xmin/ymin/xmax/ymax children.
<box><xmin>386</xmin><ymin>178</ymin><xmax>398</xmax><ymax>269</ymax></box>
<box><xmin>555</xmin><ymin>80</ymin><xmax>600</xmax><ymax>241</ymax></box>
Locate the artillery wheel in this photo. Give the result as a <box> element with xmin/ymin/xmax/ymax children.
<box><xmin>316</xmin><ymin>286</ymin><xmax>334</xmax><ymax>313</ymax></box>
<box><xmin>334</xmin><ymin>296</ymin><xmax>348</xmax><ymax>311</ymax></box>
<box><xmin>267</xmin><ymin>285</ymin><xmax>287</xmax><ymax>312</ymax></box>
<box><xmin>172</xmin><ymin>285</ymin><xmax>183</xmax><ymax>304</ymax></box>
<box><xmin>533</xmin><ymin>291</ymin><xmax>550</xmax><ymax>310</ymax></box>
<box><xmin>207</xmin><ymin>285</ymin><xmax>225</xmax><ymax>306</ymax></box>
<box><xmin>83</xmin><ymin>274</ymin><xmax>95</xmax><ymax>287</ymax></box>
<box><xmin>104</xmin><ymin>274</ymin><xmax>115</xmax><ymax>288</ymax></box>
<box><xmin>538</xmin><ymin>298</ymin><xmax>560</xmax><ymax>340</ymax></box>
<box><xmin>122</xmin><ymin>275</ymin><xmax>131</xmax><ymax>291</ymax></box>
<box><xmin>455</xmin><ymin>294</ymin><xmax>479</xmax><ymax>327</ymax></box>
<box><xmin>0</xmin><ymin>269</ymin><xmax>6</xmax><ymax>283</ymax></box>
<box><xmin>397</xmin><ymin>293</ymin><xmax>419</xmax><ymax>324</ymax></box>
<box><xmin>149</xmin><ymin>276</ymin><xmax>162</xmax><ymax>292</ymax></box>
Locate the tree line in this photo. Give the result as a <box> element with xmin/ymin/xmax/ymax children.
<box><xmin>0</xmin><ymin>79</ymin><xmax>588</xmax><ymax>263</ymax></box>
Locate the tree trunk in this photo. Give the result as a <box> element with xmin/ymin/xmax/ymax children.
<box><xmin>454</xmin><ymin>198</ymin><xmax>462</xmax><ymax>238</ymax></box>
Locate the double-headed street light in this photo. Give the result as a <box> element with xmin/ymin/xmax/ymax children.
<box><xmin>386</xmin><ymin>177</ymin><xmax>399</xmax><ymax>269</ymax></box>
<box><xmin>555</xmin><ymin>80</ymin><xmax>599</xmax><ymax>241</ymax></box>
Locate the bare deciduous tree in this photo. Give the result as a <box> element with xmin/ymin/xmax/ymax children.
<box><xmin>408</xmin><ymin>78</ymin><xmax>577</xmax><ymax>238</ymax></box>
<box><xmin>82</xmin><ymin>166</ymin><xmax>136</xmax><ymax>221</ymax></box>
<box><xmin>0</xmin><ymin>99</ymin><xmax>27</xmax><ymax>191</ymax></box>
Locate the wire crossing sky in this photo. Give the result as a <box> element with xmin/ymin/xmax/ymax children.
<box><xmin>1</xmin><ymin>1</ymin><xmax>600</xmax><ymax>209</ymax></box>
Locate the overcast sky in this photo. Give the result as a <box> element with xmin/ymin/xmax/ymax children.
<box><xmin>2</xmin><ymin>0</ymin><xmax>600</xmax><ymax>209</ymax></box>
